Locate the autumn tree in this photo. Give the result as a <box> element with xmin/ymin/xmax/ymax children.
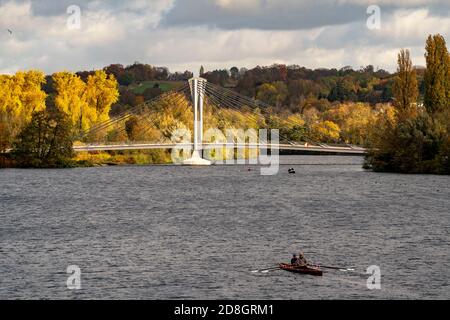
<box><xmin>85</xmin><ymin>70</ymin><xmax>120</xmax><ymax>124</ymax></box>
<box><xmin>0</xmin><ymin>71</ymin><xmax>47</xmax><ymax>151</ymax></box>
<box><xmin>392</xmin><ymin>49</ymin><xmax>419</xmax><ymax>118</ymax></box>
<box><xmin>424</xmin><ymin>34</ymin><xmax>450</xmax><ymax>114</ymax></box>
<box><xmin>0</xmin><ymin>71</ymin><xmax>47</xmax><ymax>121</ymax></box>
<box><xmin>328</xmin><ymin>78</ymin><xmax>358</xmax><ymax>102</ymax></box>
<box><xmin>311</xmin><ymin>120</ymin><xmax>340</xmax><ymax>143</ymax></box>
<box><xmin>366</xmin><ymin>35</ymin><xmax>450</xmax><ymax>174</ymax></box>
<box><xmin>53</xmin><ymin>70</ymin><xmax>119</xmax><ymax>138</ymax></box>
<box><xmin>256</xmin><ymin>82</ymin><xmax>288</xmax><ymax>108</ymax></box>
<box><xmin>12</xmin><ymin>110</ymin><xmax>74</xmax><ymax>168</ymax></box>
<box><xmin>53</xmin><ymin>72</ymin><xmax>90</xmax><ymax>131</ymax></box>
<box><xmin>134</xmin><ymin>92</ymin><xmax>194</xmax><ymax>141</ymax></box>
<box><xmin>325</xmin><ymin>103</ymin><xmax>376</xmax><ymax>145</ymax></box>
<box><xmin>281</xmin><ymin>114</ymin><xmax>306</xmax><ymax>141</ymax></box>
<box><xmin>125</xmin><ymin>116</ymin><xmax>162</xmax><ymax>142</ymax></box>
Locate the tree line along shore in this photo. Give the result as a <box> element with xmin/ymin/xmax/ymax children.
<box><xmin>0</xmin><ymin>34</ymin><xmax>448</xmax><ymax>174</ymax></box>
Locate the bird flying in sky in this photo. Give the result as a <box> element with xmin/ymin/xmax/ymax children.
<box><xmin>7</xmin><ymin>29</ymin><xmax>13</xmax><ymax>35</ymax></box>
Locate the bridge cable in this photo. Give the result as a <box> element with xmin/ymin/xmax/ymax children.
<box><xmin>204</xmin><ymin>88</ymin><xmax>298</xmax><ymax>145</ymax></box>
<box><xmin>81</xmin><ymin>84</ymin><xmax>190</xmax><ymax>140</ymax></box>
<box><xmin>205</xmin><ymin>82</ymin><xmax>323</xmax><ymax>146</ymax></box>
<box><xmin>82</xmin><ymin>83</ymin><xmax>190</xmax><ymax>136</ymax></box>
<box><xmin>98</xmin><ymin>89</ymin><xmax>192</xmax><ymax>144</ymax></box>
<box><xmin>204</xmin><ymin>87</ymin><xmax>300</xmax><ymax>145</ymax></box>
<box><xmin>83</xmin><ymin>83</ymin><xmax>190</xmax><ymax>137</ymax></box>
<box><xmin>129</xmin><ymin>90</ymin><xmax>193</xmax><ymax>143</ymax></box>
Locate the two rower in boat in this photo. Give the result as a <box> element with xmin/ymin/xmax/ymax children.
<box><xmin>290</xmin><ymin>252</ymin><xmax>308</xmax><ymax>267</ymax></box>
<box><xmin>281</xmin><ymin>251</ymin><xmax>323</xmax><ymax>276</ymax></box>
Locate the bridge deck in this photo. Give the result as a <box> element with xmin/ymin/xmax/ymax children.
<box><xmin>73</xmin><ymin>143</ymin><xmax>366</xmax><ymax>155</ymax></box>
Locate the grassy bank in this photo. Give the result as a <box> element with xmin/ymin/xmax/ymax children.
<box><xmin>0</xmin><ymin>150</ymin><xmax>173</xmax><ymax>168</ymax></box>
<box><xmin>73</xmin><ymin>150</ymin><xmax>173</xmax><ymax>167</ymax></box>
<box><xmin>1</xmin><ymin>147</ymin><xmax>264</xmax><ymax>168</ymax></box>
<box><xmin>131</xmin><ymin>81</ymin><xmax>184</xmax><ymax>94</ymax></box>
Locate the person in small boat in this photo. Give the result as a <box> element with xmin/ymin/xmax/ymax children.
<box><xmin>297</xmin><ymin>252</ymin><xmax>308</xmax><ymax>267</ymax></box>
<box><xmin>291</xmin><ymin>254</ymin><xmax>299</xmax><ymax>265</ymax></box>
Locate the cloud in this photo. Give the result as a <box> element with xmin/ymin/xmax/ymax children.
<box><xmin>161</xmin><ymin>0</ymin><xmax>450</xmax><ymax>30</ymax></box>
<box><xmin>161</xmin><ymin>0</ymin><xmax>363</xmax><ymax>30</ymax></box>
<box><xmin>1</xmin><ymin>0</ymin><xmax>450</xmax><ymax>75</ymax></box>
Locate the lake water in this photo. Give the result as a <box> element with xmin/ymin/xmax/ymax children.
<box><xmin>0</xmin><ymin>156</ymin><xmax>449</xmax><ymax>300</ymax></box>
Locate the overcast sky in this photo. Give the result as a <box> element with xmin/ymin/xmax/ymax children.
<box><xmin>1</xmin><ymin>0</ymin><xmax>450</xmax><ymax>75</ymax></box>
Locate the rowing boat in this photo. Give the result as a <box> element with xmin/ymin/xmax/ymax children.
<box><xmin>279</xmin><ymin>263</ymin><xmax>323</xmax><ymax>276</ymax></box>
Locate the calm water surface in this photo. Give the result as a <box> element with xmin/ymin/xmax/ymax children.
<box><xmin>0</xmin><ymin>156</ymin><xmax>449</xmax><ymax>299</ymax></box>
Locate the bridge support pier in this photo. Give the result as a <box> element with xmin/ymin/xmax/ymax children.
<box><xmin>183</xmin><ymin>77</ymin><xmax>211</xmax><ymax>166</ymax></box>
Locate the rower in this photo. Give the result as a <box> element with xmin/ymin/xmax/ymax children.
<box><xmin>291</xmin><ymin>254</ymin><xmax>299</xmax><ymax>265</ymax></box>
<box><xmin>298</xmin><ymin>252</ymin><xmax>308</xmax><ymax>267</ymax></box>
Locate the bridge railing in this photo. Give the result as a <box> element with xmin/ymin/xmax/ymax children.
<box><xmin>73</xmin><ymin>142</ymin><xmax>366</xmax><ymax>154</ymax></box>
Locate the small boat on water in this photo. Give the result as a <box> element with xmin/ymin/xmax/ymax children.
<box><xmin>279</xmin><ymin>263</ymin><xmax>323</xmax><ymax>276</ymax></box>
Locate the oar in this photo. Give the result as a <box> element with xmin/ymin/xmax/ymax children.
<box><xmin>251</xmin><ymin>266</ymin><xmax>280</xmax><ymax>273</ymax></box>
<box><xmin>261</xmin><ymin>267</ymin><xmax>282</xmax><ymax>273</ymax></box>
<box><xmin>310</xmin><ymin>264</ymin><xmax>355</xmax><ymax>272</ymax></box>
<box><xmin>252</xmin><ymin>264</ymin><xmax>355</xmax><ymax>273</ymax></box>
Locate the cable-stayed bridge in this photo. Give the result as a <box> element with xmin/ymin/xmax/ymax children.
<box><xmin>78</xmin><ymin>78</ymin><xmax>366</xmax><ymax>164</ymax></box>
<box><xmin>74</xmin><ymin>142</ymin><xmax>365</xmax><ymax>154</ymax></box>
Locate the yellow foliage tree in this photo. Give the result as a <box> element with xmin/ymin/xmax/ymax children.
<box><xmin>311</xmin><ymin>120</ymin><xmax>340</xmax><ymax>143</ymax></box>
<box><xmin>0</xmin><ymin>71</ymin><xmax>46</xmax><ymax>151</ymax></box>
<box><xmin>0</xmin><ymin>71</ymin><xmax>46</xmax><ymax>120</ymax></box>
<box><xmin>17</xmin><ymin>71</ymin><xmax>47</xmax><ymax>117</ymax></box>
<box><xmin>148</xmin><ymin>92</ymin><xmax>193</xmax><ymax>140</ymax></box>
<box><xmin>53</xmin><ymin>70</ymin><xmax>119</xmax><ymax>135</ymax></box>
<box><xmin>85</xmin><ymin>70</ymin><xmax>119</xmax><ymax>124</ymax></box>
<box><xmin>325</xmin><ymin>103</ymin><xmax>377</xmax><ymax>145</ymax></box>
<box><xmin>53</xmin><ymin>72</ymin><xmax>91</xmax><ymax>131</ymax></box>
<box><xmin>125</xmin><ymin>116</ymin><xmax>163</xmax><ymax>142</ymax></box>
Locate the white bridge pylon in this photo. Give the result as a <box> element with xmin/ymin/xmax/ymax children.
<box><xmin>183</xmin><ymin>77</ymin><xmax>212</xmax><ymax>166</ymax></box>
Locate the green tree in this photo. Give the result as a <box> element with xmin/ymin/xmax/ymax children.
<box><xmin>256</xmin><ymin>82</ymin><xmax>288</xmax><ymax>107</ymax></box>
<box><xmin>438</xmin><ymin>136</ymin><xmax>450</xmax><ymax>174</ymax></box>
<box><xmin>392</xmin><ymin>49</ymin><xmax>419</xmax><ymax>118</ymax></box>
<box><xmin>365</xmin><ymin>112</ymin><xmax>441</xmax><ymax>173</ymax></box>
<box><xmin>12</xmin><ymin>111</ymin><xmax>74</xmax><ymax>168</ymax></box>
<box><xmin>424</xmin><ymin>34</ymin><xmax>450</xmax><ymax>114</ymax></box>
<box><xmin>230</xmin><ymin>67</ymin><xmax>239</xmax><ymax>80</ymax></box>
<box><xmin>118</xmin><ymin>72</ymin><xmax>135</xmax><ymax>86</ymax></box>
